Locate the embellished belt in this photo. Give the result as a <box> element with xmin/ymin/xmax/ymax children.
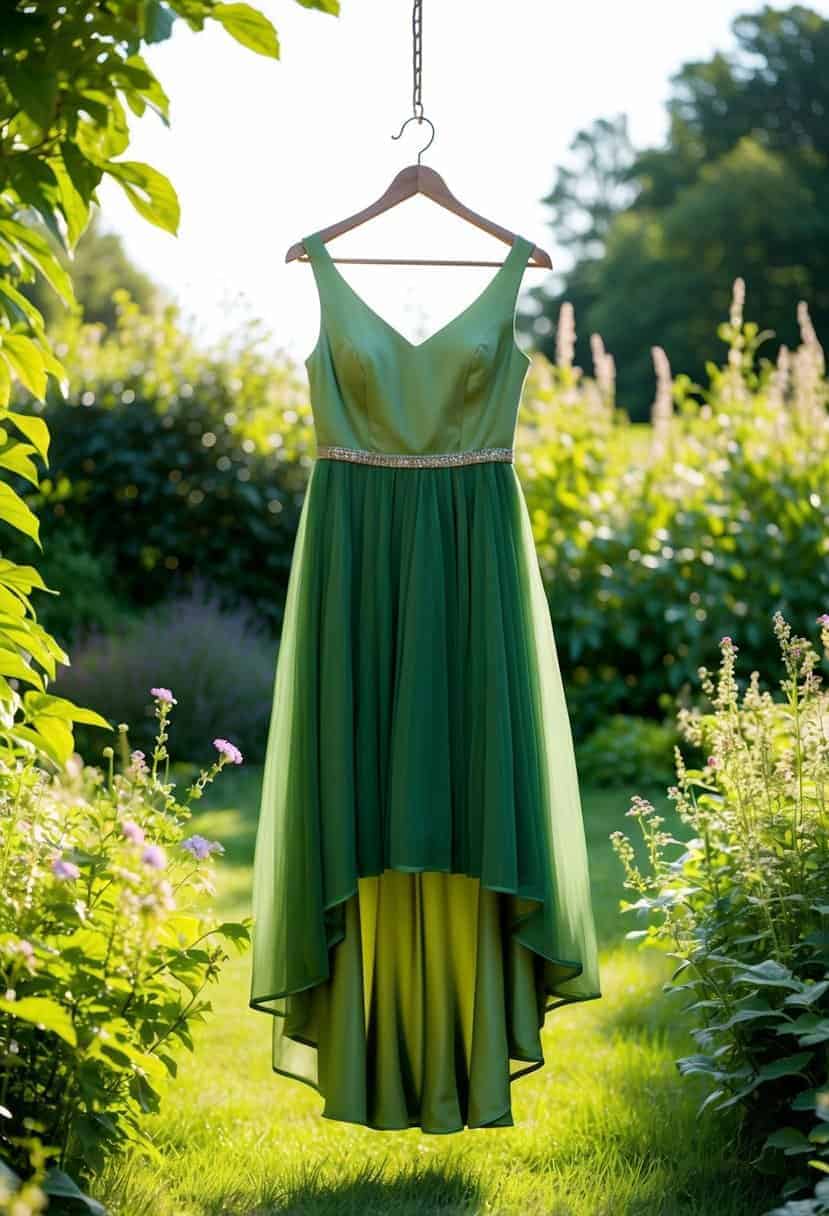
<box><xmin>315</xmin><ymin>445</ymin><xmax>514</xmax><ymax>468</ymax></box>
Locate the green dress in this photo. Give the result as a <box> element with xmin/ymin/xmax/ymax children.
<box><xmin>249</xmin><ymin>229</ymin><xmax>602</xmax><ymax>1133</ymax></box>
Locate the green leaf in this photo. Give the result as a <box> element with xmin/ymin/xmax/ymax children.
<box><xmin>212</xmin><ymin>3</ymin><xmax>280</xmax><ymax>57</ymax></box>
<box><xmin>0</xmin><ymin>559</ymin><xmax>52</xmax><ymax>595</ymax></box>
<box><xmin>28</xmin><ymin>714</ymin><xmax>73</xmax><ymax>765</ymax></box>
<box><xmin>295</xmin><ymin>0</ymin><xmax>340</xmax><ymax>12</ymax></box>
<box><xmin>4</xmin><ymin>410</ymin><xmax>51</xmax><ymax>463</ymax></box>
<box><xmin>50</xmin><ymin>153</ymin><xmax>92</xmax><ymax>250</ymax></box>
<box><xmin>42</xmin><ymin>1168</ymin><xmax>107</xmax><ymax>1215</ymax></box>
<box><xmin>0</xmin><ymin>481</ymin><xmax>41</xmax><ymax>546</ymax></box>
<box><xmin>144</xmin><ymin>0</ymin><xmax>177</xmax><ymax>43</ymax></box>
<box><xmin>732</xmin><ymin>960</ymin><xmax>800</xmax><ymax>989</ymax></box>
<box><xmin>786</xmin><ymin>981</ymin><xmax>829</xmax><ymax>1007</ymax></box>
<box><xmin>0</xmin><ymin>218</ymin><xmax>75</xmax><ymax>305</ymax></box>
<box><xmin>758</xmin><ymin>1052</ymin><xmax>814</xmax><ymax>1082</ymax></box>
<box><xmin>0</xmin><ymin>358</ymin><xmax>10</xmax><ymax>408</ymax></box>
<box><xmin>105</xmin><ymin>161</ymin><xmax>180</xmax><ymax>234</ymax></box>
<box><xmin>0</xmin><ymin>647</ymin><xmax>44</xmax><ymax>689</ymax></box>
<box><xmin>0</xmin><ymin>441</ymin><xmax>41</xmax><ymax>487</ymax></box>
<box><xmin>24</xmin><ymin>691</ymin><xmax>112</xmax><ymax>730</ymax></box>
<box><xmin>0</xmin><ymin>995</ymin><xmax>76</xmax><ymax>1045</ymax></box>
<box><xmin>0</xmin><ymin>334</ymin><xmax>46</xmax><ymax>399</ymax></box>
<box><xmin>0</xmin><ymin>278</ymin><xmax>47</xmax><ymax>335</ymax></box>
<box><xmin>3</xmin><ymin>64</ymin><xmax>58</xmax><ymax>130</ymax></box>
<box><xmin>763</xmin><ymin>1127</ymin><xmax>813</xmax><ymax>1154</ymax></box>
<box><xmin>120</xmin><ymin>54</ymin><xmax>171</xmax><ymax>123</ymax></box>
<box><xmin>7</xmin><ymin>722</ymin><xmax>65</xmax><ymax>766</ymax></box>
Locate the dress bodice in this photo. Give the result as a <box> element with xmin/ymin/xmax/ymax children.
<box><xmin>302</xmin><ymin>230</ymin><xmax>535</xmax><ymax>457</ymax></box>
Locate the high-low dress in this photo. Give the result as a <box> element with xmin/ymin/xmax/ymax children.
<box><xmin>248</xmin><ymin>230</ymin><xmax>602</xmax><ymax>1133</ymax></box>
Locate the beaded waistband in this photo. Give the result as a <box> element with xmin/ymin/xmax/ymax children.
<box><xmin>315</xmin><ymin>445</ymin><xmax>514</xmax><ymax>468</ymax></box>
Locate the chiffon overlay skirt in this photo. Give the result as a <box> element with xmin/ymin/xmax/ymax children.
<box><xmin>249</xmin><ymin>458</ymin><xmax>602</xmax><ymax>1132</ymax></box>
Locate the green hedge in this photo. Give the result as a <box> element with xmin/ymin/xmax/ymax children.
<box><xmin>9</xmin><ymin>291</ymin><xmax>829</xmax><ymax>739</ymax></box>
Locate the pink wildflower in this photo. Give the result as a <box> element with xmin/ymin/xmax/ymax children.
<box><xmin>121</xmin><ymin>819</ymin><xmax>145</xmax><ymax>845</ymax></box>
<box><xmin>213</xmin><ymin>738</ymin><xmax>243</xmax><ymax>765</ymax></box>
<box><xmin>51</xmin><ymin>855</ymin><xmax>80</xmax><ymax>880</ymax></box>
<box><xmin>150</xmin><ymin>687</ymin><xmax>177</xmax><ymax>705</ymax></box>
<box><xmin>141</xmin><ymin>844</ymin><xmax>167</xmax><ymax>870</ymax></box>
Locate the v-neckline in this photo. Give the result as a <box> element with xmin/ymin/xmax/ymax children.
<box><xmin>311</xmin><ymin>234</ymin><xmax>522</xmax><ymax>354</ymax></box>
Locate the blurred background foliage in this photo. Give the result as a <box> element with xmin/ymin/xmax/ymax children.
<box><xmin>523</xmin><ymin>4</ymin><xmax>829</xmax><ymax>418</ymax></box>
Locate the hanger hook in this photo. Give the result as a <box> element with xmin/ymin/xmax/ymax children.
<box><xmin>391</xmin><ymin>113</ymin><xmax>435</xmax><ymax>166</ymax></box>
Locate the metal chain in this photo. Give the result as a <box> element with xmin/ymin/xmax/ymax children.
<box><xmin>411</xmin><ymin>0</ymin><xmax>423</xmax><ymax>121</ymax></box>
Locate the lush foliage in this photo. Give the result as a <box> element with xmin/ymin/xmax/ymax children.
<box><xmin>520</xmin><ymin>285</ymin><xmax>829</xmax><ymax>737</ymax></box>
<box><xmin>611</xmin><ymin>613</ymin><xmax>829</xmax><ymax>1212</ymax></box>
<box><xmin>0</xmin><ymin>0</ymin><xmax>290</xmax><ymax>770</ymax></box>
<box><xmin>575</xmin><ymin>714</ymin><xmax>678</xmax><ymax>789</ymax></box>
<box><xmin>0</xmin><ymin>690</ymin><xmax>250</xmax><ymax>1201</ymax></box>
<box><xmin>51</xmin><ymin>580</ymin><xmax>276</xmax><ymax>766</ymax></box>
<box><xmin>17</xmin><ymin>296</ymin><xmax>313</xmax><ymax>642</ymax></box>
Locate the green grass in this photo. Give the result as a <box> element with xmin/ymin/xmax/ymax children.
<box><xmin>93</xmin><ymin>773</ymin><xmax>779</xmax><ymax>1216</ymax></box>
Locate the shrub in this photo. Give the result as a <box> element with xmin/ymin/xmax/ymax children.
<box><xmin>50</xmin><ymin>579</ymin><xmax>277</xmax><ymax>766</ymax></box>
<box><xmin>7</xmin><ymin>296</ymin><xmax>314</xmax><ymax>638</ymax></box>
<box><xmin>611</xmin><ymin>613</ymin><xmax>829</xmax><ymax>1212</ymax></box>
<box><xmin>0</xmin><ymin>691</ymin><xmax>251</xmax><ymax>1189</ymax></box>
<box><xmin>521</xmin><ymin>288</ymin><xmax>829</xmax><ymax>738</ymax></box>
<box><xmin>575</xmin><ymin>714</ymin><xmax>678</xmax><ymax>788</ymax></box>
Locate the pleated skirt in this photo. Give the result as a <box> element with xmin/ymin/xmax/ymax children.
<box><xmin>249</xmin><ymin>457</ymin><xmax>602</xmax><ymax>1132</ymax></box>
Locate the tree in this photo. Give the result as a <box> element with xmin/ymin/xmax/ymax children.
<box><xmin>525</xmin><ymin>4</ymin><xmax>829</xmax><ymax>418</ymax></box>
<box><xmin>0</xmin><ymin>0</ymin><xmax>337</xmax><ymax>761</ymax></box>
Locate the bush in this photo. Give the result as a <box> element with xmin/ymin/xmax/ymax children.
<box><xmin>575</xmin><ymin>714</ymin><xmax>678</xmax><ymax>788</ymax></box>
<box><xmin>520</xmin><ymin>290</ymin><xmax>829</xmax><ymax>738</ymax></box>
<box><xmin>611</xmin><ymin>613</ymin><xmax>829</xmax><ymax>1212</ymax></box>
<box><xmin>0</xmin><ymin>691</ymin><xmax>250</xmax><ymax>1190</ymax></box>
<box><xmin>9</xmin><ymin>295</ymin><xmax>314</xmax><ymax>637</ymax></box>
<box><xmin>50</xmin><ymin>580</ymin><xmax>277</xmax><ymax>766</ymax></box>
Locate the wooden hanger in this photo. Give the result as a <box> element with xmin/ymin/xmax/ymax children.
<box><xmin>285</xmin><ymin>119</ymin><xmax>553</xmax><ymax>271</ymax></box>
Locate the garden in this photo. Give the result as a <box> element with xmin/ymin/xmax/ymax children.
<box><xmin>1</xmin><ymin>1</ymin><xmax>828</xmax><ymax>1214</ymax></box>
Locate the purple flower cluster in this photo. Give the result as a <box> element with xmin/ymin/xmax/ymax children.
<box><xmin>213</xmin><ymin>738</ymin><xmax>243</xmax><ymax>765</ymax></box>
<box><xmin>51</xmin><ymin>854</ymin><xmax>80</xmax><ymax>881</ymax></box>
<box><xmin>141</xmin><ymin>844</ymin><xmax>167</xmax><ymax>870</ymax></box>
<box><xmin>181</xmin><ymin>834</ymin><xmax>225</xmax><ymax>860</ymax></box>
<box><xmin>121</xmin><ymin>819</ymin><xmax>145</xmax><ymax>845</ymax></box>
<box><xmin>150</xmin><ymin>687</ymin><xmax>177</xmax><ymax>705</ymax></box>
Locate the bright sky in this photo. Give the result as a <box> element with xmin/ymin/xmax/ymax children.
<box><xmin>97</xmin><ymin>0</ymin><xmax>829</xmax><ymax>365</ymax></box>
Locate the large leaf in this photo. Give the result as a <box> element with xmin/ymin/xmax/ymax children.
<box><xmin>143</xmin><ymin>0</ymin><xmax>177</xmax><ymax>43</ymax></box>
<box><xmin>0</xmin><ymin>647</ymin><xmax>44</xmax><ymax>689</ymax></box>
<box><xmin>105</xmin><ymin>160</ymin><xmax>180</xmax><ymax>234</ymax></box>
<box><xmin>0</xmin><ymin>441</ymin><xmax>41</xmax><ymax>487</ymax></box>
<box><xmin>24</xmin><ymin>691</ymin><xmax>112</xmax><ymax>730</ymax></box>
<box><xmin>0</xmin><ymin>995</ymin><xmax>76</xmax><ymax>1045</ymax></box>
<box><xmin>42</xmin><ymin>1168</ymin><xmax>108</xmax><ymax>1215</ymax></box>
<box><xmin>0</xmin><ymin>481</ymin><xmax>41</xmax><ymax>546</ymax></box>
<box><xmin>757</xmin><ymin>1052</ymin><xmax>815</xmax><ymax>1082</ymax></box>
<box><xmin>0</xmin><ymin>277</ymin><xmax>48</xmax><ymax>335</ymax></box>
<box><xmin>0</xmin><ymin>333</ymin><xmax>46</xmax><ymax>399</ymax></box>
<box><xmin>0</xmin><ymin>558</ymin><xmax>53</xmax><ymax>595</ymax></box>
<box><xmin>4</xmin><ymin>410</ymin><xmax>51</xmax><ymax>463</ymax></box>
<box><xmin>50</xmin><ymin>152</ymin><xmax>92</xmax><ymax>249</ymax></box>
<box><xmin>7</xmin><ymin>722</ymin><xmax>66</xmax><ymax>767</ymax></box>
<box><xmin>0</xmin><ymin>217</ymin><xmax>75</xmax><ymax>304</ymax></box>
<box><xmin>212</xmin><ymin>3</ymin><xmax>280</xmax><ymax>56</ymax></box>
<box><xmin>118</xmin><ymin>54</ymin><xmax>171</xmax><ymax>124</ymax></box>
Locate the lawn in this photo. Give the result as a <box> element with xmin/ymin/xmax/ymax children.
<box><xmin>93</xmin><ymin>770</ymin><xmax>780</xmax><ymax>1216</ymax></box>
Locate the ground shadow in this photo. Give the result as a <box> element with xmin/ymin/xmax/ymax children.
<box><xmin>206</xmin><ymin>1156</ymin><xmax>486</xmax><ymax>1216</ymax></box>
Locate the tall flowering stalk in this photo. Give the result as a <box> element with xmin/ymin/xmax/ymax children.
<box><xmin>611</xmin><ymin>613</ymin><xmax>829</xmax><ymax>1212</ymax></box>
